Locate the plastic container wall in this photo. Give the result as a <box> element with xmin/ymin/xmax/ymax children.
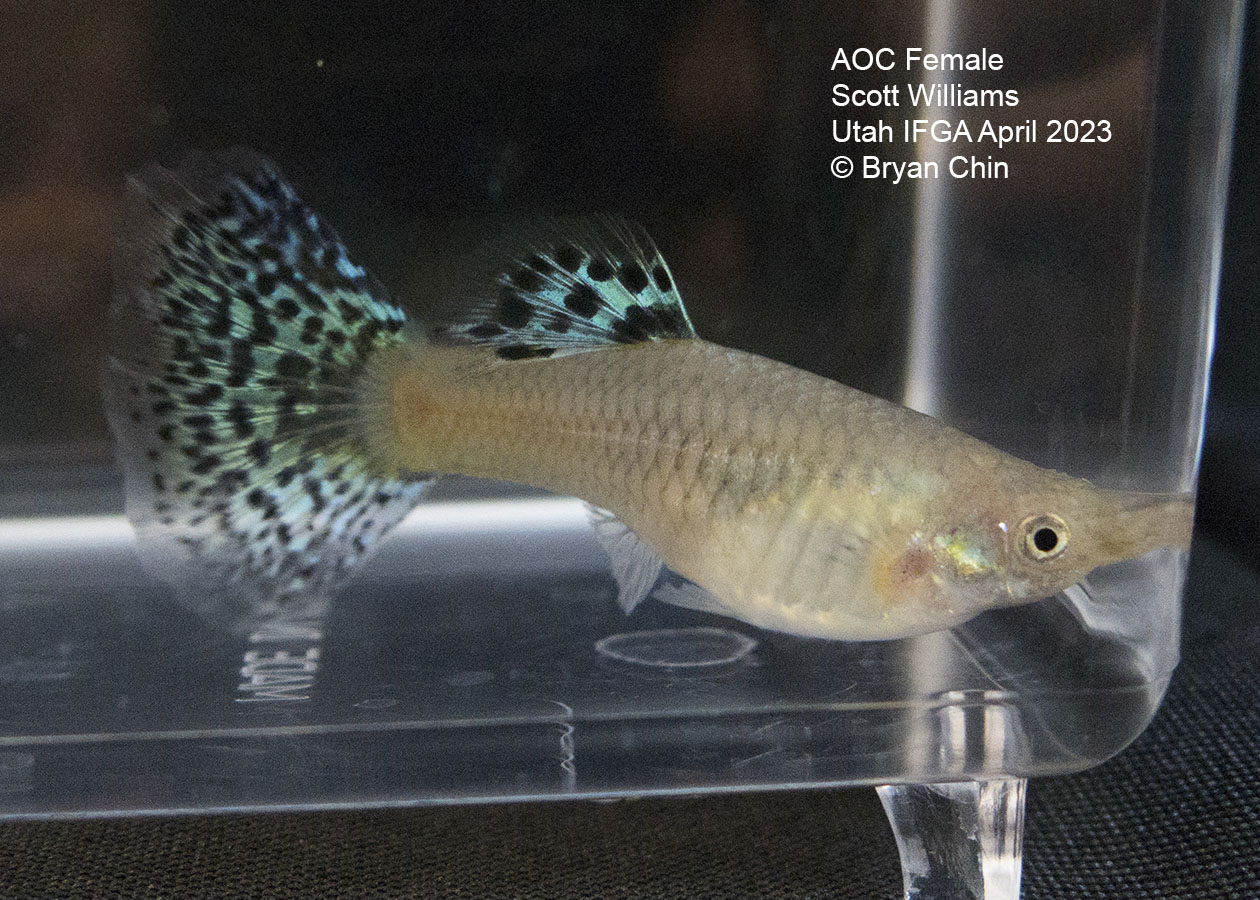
<box><xmin>0</xmin><ymin>1</ymin><xmax>1243</xmax><ymax>817</ymax></box>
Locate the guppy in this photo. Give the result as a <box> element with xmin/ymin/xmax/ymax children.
<box><xmin>104</xmin><ymin>149</ymin><xmax>1195</xmax><ymax>639</ymax></box>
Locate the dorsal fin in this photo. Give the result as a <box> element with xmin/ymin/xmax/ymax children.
<box><xmin>433</xmin><ymin>217</ymin><xmax>696</xmax><ymax>362</ymax></box>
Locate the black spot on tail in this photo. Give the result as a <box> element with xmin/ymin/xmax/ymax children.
<box><xmin>104</xmin><ymin>147</ymin><xmax>427</xmax><ymax>631</ymax></box>
<box><xmin>275</xmin><ymin>351</ymin><xmax>314</xmax><ymax>379</ymax></box>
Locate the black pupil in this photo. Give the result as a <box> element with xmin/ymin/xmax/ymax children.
<box><xmin>1033</xmin><ymin>527</ymin><xmax>1059</xmax><ymax>553</ymax></box>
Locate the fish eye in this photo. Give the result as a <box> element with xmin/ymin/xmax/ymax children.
<box><xmin>1019</xmin><ymin>514</ymin><xmax>1069</xmax><ymax>561</ymax></box>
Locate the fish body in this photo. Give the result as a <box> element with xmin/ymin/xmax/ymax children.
<box><xmin>374</xmin><ymin>338</ymin><xmax>1190</xmax><ymax>639</ymax></box>
<box><xmin>104</xmin><ymin>149</ymin><xmax>1195</xmax><ymax>638</ymax></box>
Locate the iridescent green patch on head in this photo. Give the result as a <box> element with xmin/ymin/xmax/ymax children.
<box><xmin>931</xmin><ymin>528</ymin><xmax>997</xmax><ymax>582</ymax></box>
<box><xmin>105</xmin><ymin>148</ymin><xmax>428</xmax><ymax>631</ymax></box>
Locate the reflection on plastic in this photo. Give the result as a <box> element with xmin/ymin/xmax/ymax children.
<box><xmin>1058</xmin><ymin>548</ymin><xmax>1186</xmax><ymax>680</ymax></box>
<box><xmin>0</xmin><ymin>498</ymin><xmax>587</xmax><ymax>554</ymax></box>
<box><xmin>0</xmin><ymin>641</ymin><xmax>83</xmax><ymax>684</ymax></box>
<box><xmin>594</xmin><ymin>626</ymin><xmax>758</xmax><ymax>670</ymax></box>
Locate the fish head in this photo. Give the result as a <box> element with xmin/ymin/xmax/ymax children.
<box><xmin>869</xmin><ymin>466</ymin><xmax>1195</xmax><ymax>638</ymax></box>
<box><xmin>982</xmin><ymin>474</ymin><xmax>1195</xmax><ymax>604</ymax></box>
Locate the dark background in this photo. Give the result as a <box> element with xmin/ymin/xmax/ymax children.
<box><xmin>1</xmin><ymin>1</ymin><xmax>1256</xmax><ymax>896</ymax></box>
<box><xmin>0</xmin><ymin>0</ymin><xmax>1204</xmax><ymax>465</ymax></box>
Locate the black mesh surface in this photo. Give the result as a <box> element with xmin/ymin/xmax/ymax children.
<box><xmin>0</xmin><ymin>788</ymin><xmax>901</xmax><ymax>899</ymax></box>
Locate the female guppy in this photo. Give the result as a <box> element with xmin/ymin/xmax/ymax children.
<box><xmin>104</xmin><ymin>149</ymin><xmax>1194</xmax><ymax>638</ymax></box>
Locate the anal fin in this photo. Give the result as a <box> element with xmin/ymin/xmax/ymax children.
<box><xmin>586</xmin><ymin>505</ymin><xmax>665</xmax><ymax>614</ymax></box>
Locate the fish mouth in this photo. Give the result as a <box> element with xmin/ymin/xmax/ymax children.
<box><xmin>1090</xmin><ymin>490</ymin><xmax>1196</xmax><ymax>565</ymax></box>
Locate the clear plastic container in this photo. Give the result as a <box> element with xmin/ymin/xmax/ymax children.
<box><xmin>0</xmin><ymin>2</ymin><xmax>1244</xmax><ymax>896</ymax></box>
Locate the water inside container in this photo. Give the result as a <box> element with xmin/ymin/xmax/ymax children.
<box><xmin>0</xmin><ymin>1</ymin><xmax>1241</xmax><ymax>817</ymax></box>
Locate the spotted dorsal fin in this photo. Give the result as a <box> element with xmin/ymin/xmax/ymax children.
<box><xmin>434</xmin><ymin>217</ymin><xmax>696</xmax><ymax>361</ymax></box>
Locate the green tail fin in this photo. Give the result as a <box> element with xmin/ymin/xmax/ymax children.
<box><xmin>104</xmin><ymin>148</ymin><xmax>428</xmax><ymax>631</ymax></box>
